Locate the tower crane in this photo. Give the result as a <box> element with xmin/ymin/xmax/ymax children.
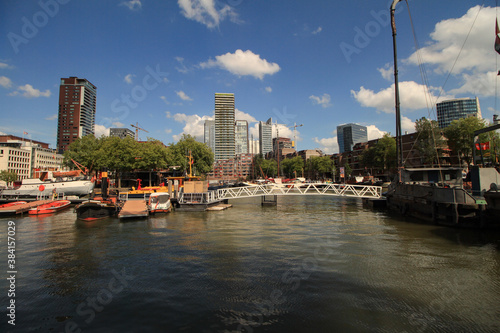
<box><xmin>287</xmin><ymin>123</ymin><xmax>303</xmax><ymax>151</ymax></box>
<box><xmin>130</xmin><ymin>122</ymin><xmax>148</xmax><ymax>141</ymax></box>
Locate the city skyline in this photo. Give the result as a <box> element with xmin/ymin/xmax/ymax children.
<box><xmin>1</xmin><ymin>1</ymin><xmax>498</xmax><ymax>154</ymax></box>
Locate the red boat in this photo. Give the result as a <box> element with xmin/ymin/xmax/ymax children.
<box><xmin>28</xmin><ymin>200</ymin><xmax>71</xmax><ymax>215</ymax></box>
<box><xmin>0</xmin><ymin>201</ymin><xmax>27</xmax><ymax>208</ymax></box>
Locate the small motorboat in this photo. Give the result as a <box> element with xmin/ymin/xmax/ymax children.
<box><xmin>75</xmin><ymin>198</ymin><xmax>120</xmax><ymax>221</ymax></box>
<box><xmin>28</xmin><ymin>200</ymin><xmax>71</xmax><ymax>215</ymax></box>
<box><xmin>0</xmin><ymin>201</ymin><xmax>27</xmax><ymax>208</ymax></box>
<box><xmin>148</xmin><ymin>192</ymin><xmax>171</xmax><ymax>214</ymax></box>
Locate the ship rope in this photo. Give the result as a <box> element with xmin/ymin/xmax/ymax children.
<box><xmin>402</xmin><ymin>0</ymin><xmax>484</xmax><ymax>178</ymax></box>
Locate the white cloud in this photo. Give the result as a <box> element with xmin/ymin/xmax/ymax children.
<box><xmin>45</xmin><ymin>114</ymin><xmax>58</xmax><ymax>121</ymax></box>
<box><xmin>9</xmin><ymin>84</ymin><xmax>51</xmax><ymax>98</ymax></box>
<box><xmin>200</xmin><ymin>49</ymin><xmax>280</xmax><ymax>80</ymax></box>
<box><xmin>309</xmin><ymin>93</ymin><xmax>332</xmax><ymax>108</ymax></box>
<box><xmin>313</xmin><ymin>136</ymin><xmax>338</xmax><ymax>154</ymax></box>
<box><xmin>0</xmin><ymin>62</ymin><xmax>14</xmax><ymax>70</ymax></box>
<box><xmin>178</xmin><ymin>0</ymin><xmax>239</xmax><ymax>29</ymax></box>
<box><xmin>176</xmin><ymin>90</ymin><xmax>193</xmax><ymax>101</ymax></box>
<box><xmin>377</xmin><ymin>64</ymin><xmax>393</xmax><ymax>81</ymax></box>
<box><xmin>312</xmin><ymin>27</ymin><xmax>322</xmax><ymax>35</ymax></box>
<box><xmin>406</xmin><ymin>6</ymin><xmax>494</xmax><ymax>75</ymax></box>
<box><xmin>124</xmin><ymin>74</ymin><xmax>135</xmax><ymax>84</ymax></box>
<box><xmin>449</xmin><ymin>71</ymin><xmax>496</xmax><ymax>97</ymax></box>
<box><xmin>94</xmin><ymin>124</ymin><xmax>110</xmax><ymax>137</ymax></box>
<box><xmin>0</xmin><ymin>76</ymin><xmax>12</xmax><ymax>88</ymax></box>
<box><xmin>401</xmin><ymin>116</ymin><xmax>416</xmax><ymax>134</ymax></box>
<box><xmin>160</xmin><ymin>96</ymin><xmax>169</xmax><ymax>104</ymax></box>
<box><xmin>112</xmin><ymin>121</ymin><xmax>125</xmax><ymax>128</ymax></box>
<box><xmin>164</xmin><ymin>128</ymin><xmax>172</xmax><ymax>134</ymax></box>
<box><xmin>366</xmin><ymin>125</ymin><xmax>386</xmax><ymax>140</ymax></box>
<box><xmin>351</xmin><ymin>81</ymin><xmax>454</xmax><ymax>114</ymax></box>
<box><xmin>120</xmin><ymin>0</ymin><xmax>142</xmax><ymax>11</ymax></box>
<box><xmin>235</xmin><ymin>108</ymin><xmax>257</xmax><ymax>123</ymax></box>
<box><xmin>175</xmin><ymin>57</ymin><xmax>189</xmax><ymax>73</ymax></box>
<box><xmin>170</xmin><ymin>112</ymin><xmax>213</xmax><ymax>141</ymax></box>
<box><xmin>265</xmin><ymin>86</ymin><xmax>272</xmax><ymax>93</ymax></box>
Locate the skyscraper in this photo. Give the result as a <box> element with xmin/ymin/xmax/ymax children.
<box><xmin>259</xmin><ymin>118</ymin><xmax>273</xmax><ymax>156</ymax></box>
<box><xmin>204</xmin><ymin>120</ymin><xmax>215</xmax><ymax>154</ymax></box>
<box><xmin>436</xmin><ymin>97</ymin><xmax>482</xmax><ymax>129</ymax></box>
<box><xmin>214</xmin><ymin>93</ymin><xmax>235</xmax><ymax>160</ymax></box>
<box><xmin>57</xmin><ymin>77</ymin><xmax>97</xmax><ymax>153</ymax></box>
<box><xmin>235</xmin><ymin>120</ymin><xmax>249</xmax><ymax>155</ymax></box>
<box><xmin>337</xmin><ymin>123</ymin><xmax>367</xmax><ymax>153</ymax></box>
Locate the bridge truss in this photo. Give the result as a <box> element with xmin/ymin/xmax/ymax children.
<box><xmin>216</xmin><ymin>183</ymin><xmax>382</xmax><ymax>200</ymax></box>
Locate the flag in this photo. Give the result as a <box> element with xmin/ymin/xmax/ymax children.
<box><xmin>23</xmin><ymin>131</ymin><xmax>28</xmax><ymax>135</ymax></box>
<box><xmin>495</xmin><ymin>19</ymin><xmax>500</xmax><ymax>55</ymax></box>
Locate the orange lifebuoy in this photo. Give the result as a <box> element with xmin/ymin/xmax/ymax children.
<box><xmin>39</xmin><ymin>185</ymin><xmax>45</xmax><ymax>192</ymax></box>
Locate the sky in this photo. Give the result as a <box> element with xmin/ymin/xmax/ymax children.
<box><xmin>1</xmin><ymin>0</ymin><xmax>499</xmax><ymax>154</ymax></box>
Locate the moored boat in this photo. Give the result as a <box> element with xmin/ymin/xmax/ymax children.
<box><xmin>75</xmin><ymin>198</ymin><xmax>120</xmax><ymax>221</ymax></box>
<box><xmin>148</xmin><ymin>192</ymin><xmax>171</xmax><ymax>214</ymax></box>
<box><xmin>0</xmin><ymin>201</ymin><xmax>27</xmax><ymax>208</ymax></box>
<box><xmin>28</xmin><ymin>200</ymin><xmax>71</xmax><ymax>215</ymax></box>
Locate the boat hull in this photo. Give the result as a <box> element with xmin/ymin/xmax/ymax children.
<box><xmin>1</xmin><ymin>179</ymin><xmax>94</xmax><ymax>197</ymax></box>
<box><xmin>75</xmin><ymin>201</ymin><xmax>119</xmax><ymax>221</ymax></box>
<box><xmin>28</xmin><ymin>200</ymin><xmax>71</xmax><ymax>215</ymax></box>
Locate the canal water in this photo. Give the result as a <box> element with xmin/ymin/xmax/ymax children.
<box><xmin>1</xmin><ymin>196</ymin><xmax>499</xmax><ymax>332</ymax></box>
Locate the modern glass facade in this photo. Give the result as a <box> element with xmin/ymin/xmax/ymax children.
<box><xmin>214</xmin><ymin>93</ymin><xmax>235</xmax><ymax>161</ymax></box>
<box><xmin>337</xmin><ymin>123</ymin><xmax>367</xmax><ymax>153</ymax></box>
<box><xmin>259</xmin><ymin>118</ymin><xmax>273</xmax><ymax>156</ymax></box>
<box><xmin>235</xmin><ymin>120</ymin><xmax>248</xmax><ymax>155</ymax></box>
<box><xmin>436</xmin><ymin>97</ymin><xmax>481</xmax><ymax>129</ymax></box>
<box><xmin>204</xmin><ymin>120</ymin><xmax>215</xmax><ymax>154</ymax></box>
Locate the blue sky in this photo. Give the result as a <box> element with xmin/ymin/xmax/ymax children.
<box><xmin>1</xmin><ymin>0</ymin><xmax>498</xmax><ymax>153</ymax></box>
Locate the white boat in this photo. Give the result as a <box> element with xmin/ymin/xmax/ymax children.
<box><xmin>0</xmin><ymin>171</ymin><xmax>94</xmax><ymax>198</ymax></box>
<box><xmin>148</xmin><ymin>192</ymin><xmax>171</xmax><ymax>214</ymax></box>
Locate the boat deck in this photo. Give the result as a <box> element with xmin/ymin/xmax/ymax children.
<box><xmin>0</xmin><ymin>200</ymin><xmax>53</xmax><ymax>215</ymax></box>
<box><xmin>118</xmin><ymin>200</ymin><xmax>149</xmax><ymax>219</ymax></box>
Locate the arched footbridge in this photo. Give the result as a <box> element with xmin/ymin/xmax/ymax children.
<box><xmin>215</xmin><ymin>183</ymin><xmax>382</xmax><ymax>200</ymax></box>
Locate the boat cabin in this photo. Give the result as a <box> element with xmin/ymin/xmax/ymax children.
<box><xmin>401</xmin><ymin>168</ymin><xmax>463</xmax><ymax>187</ymax></box>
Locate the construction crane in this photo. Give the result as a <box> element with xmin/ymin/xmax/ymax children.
<box><xmin>287</xmin><ymin>123</ymin><xmax>303</xmax><ymax>150</ymax></box>
<box><xmin>130</xmin><ymin>122</ymin><xmax>148</xmax><ymax>141</ymax></box>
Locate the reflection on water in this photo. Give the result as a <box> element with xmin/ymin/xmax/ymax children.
<box><xmin>1</xmin><ymin>196</ymin><xmax>499</xmax><ymax>332</ymax></box>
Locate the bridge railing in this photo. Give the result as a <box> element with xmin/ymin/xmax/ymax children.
<box><xmin>216</xmin><ymin>183</ymin><xmax>382</xmax><ymax>200</ymax></box>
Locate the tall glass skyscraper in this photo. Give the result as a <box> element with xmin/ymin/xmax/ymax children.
<box><xmin>57</xmin><ymin>77</ymin><xmax>97</xmax><ymax>153</ymax></box>
<box><xmin>337</xmin><ymin>123</ymin><xmax>367</xmax><ymax>153</ymax></box>
<box><xmin>235</xmin><ymin>120</ymin><xmax>249</xmax><ymax>155</ymax></box>
<box><xmin>259</xmin><ymin>118</ymin><xmax>273</xmax><ymax>156</ymax></box>
<box><xmin>204</xmin><ymin>120</ymin><xmax>215</xmax><ymax>154</ymax></box>
<box><xmin>436</xmin><ymin>97</ymin><xmax>481</xmax><ymax>129</ymax></box>
<box><xmin>214</xmin><ymin>93</ymin><xmax>235</xmax><ymax>160</ymax></box>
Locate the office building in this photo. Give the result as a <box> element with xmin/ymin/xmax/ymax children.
<box><xmin>436</xmin><ymin>97</ymin><xmax>482</xmax><ymax>129</ymax></box>
<box><xmin>204</xmin><ymin>120</ymin><xmax>215</xmax><ymax>154</ymax></box>
<box><xmin>57</xmin><ymin>77</ymin><xmax>97</xmax><ymax>153</ymax></box>
<box><xmin>259</xmin><ymin>118</ymin><xmax>273</xmax><ymax>156</ymax></box>
<box><xmin>337</xmin><ymin>123</ymin><xmax>367</xmax><ymax>153</ymax></box>
<box><xmin>214</xmin><ymin>93</ymin><xmax>235</xmax><ymax>161</ymax></box>
<box><xmin>235</xmin><ymin>120</ymin><xmax>249</xmax><ymax>155</ymax></box>
<box><xmin>110</xmin><ymin>128</ymin><xmax>134</xmax><ymax>139</ymax></box>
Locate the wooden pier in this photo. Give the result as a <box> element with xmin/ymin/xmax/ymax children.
<box><xmin>118</xmin><ymin>200</ymin><xmax>149</xmax><ymax>219</ymax></box>
<box><xmin>0</xmin><ymin>200</ymin><xmax>53</xmax><ymax>216</ymax></box>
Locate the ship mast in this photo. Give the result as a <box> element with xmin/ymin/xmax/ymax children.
<box><xmin>391</xmin><ymin>0</ymin><xmax>404</xmax><ymax>179</ymax></box>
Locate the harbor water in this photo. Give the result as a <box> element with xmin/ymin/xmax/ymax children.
<box><xmin>1</xmin><ymin>196</ymin><xmax>499</xmax><ymax>332</ymax></box>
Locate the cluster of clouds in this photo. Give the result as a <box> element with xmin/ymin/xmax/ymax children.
<box><xmin>352</xmin><ymin>5</ymin><xmax>497</xmax><ymax>115</ymax></box>
<box><xmin>1</xmin><ymin>64</ymin><xmax>51</xmax><ymax>98</ymax></box>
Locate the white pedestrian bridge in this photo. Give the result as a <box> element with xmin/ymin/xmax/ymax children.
<box><xmin>215</xmin><ymin>183</ymin><xmax>382</xmax><ymax>200</ymax></box>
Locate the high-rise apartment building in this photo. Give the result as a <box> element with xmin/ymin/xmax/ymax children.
<box><xmin>110</xmin><ymin>128</ymin><xmax>134</xmax><ymax>139</ymax></box>
<box><xmin>337</xmin><ymin>123</ymin><xmax>367</xmax><ymax>153</ymax></box>
<box><xmin>235</xmin><ymin>120</ymin><xmax>249</xmax><ymax>155</ymax></box>
<box><xmin>57</xmin><ymin>77</ymin><xmax>97</xmax><ymax>153</ymax></box>
<box><xmin>259</xmin><ymin>118</ymin><xmax>273</xmax><ymax>156</ymax></box>
<box><xmin>436</xmin><ymin>97</ymin><xmax>482</xmax><ymax>129</ymax></box>
<box><xmin>214</xmin><ymin>93</ymin><xmax>235</xmax><ymax>161</ymax></box>
<box><xmin>204</xmin><ymin>120</ymin><xmax>215</xmax><ymax>154</ymax></box>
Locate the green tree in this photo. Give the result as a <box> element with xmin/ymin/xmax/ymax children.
<box><xmin>63</xmin><ymin>134</ymin><xmax>102</xmax><ymax>173</ymax></box>
<box><xmin>415</xmin><ymin>117</ymin><xmax>446</xmax><ymax>166</ymax></box>
<box><xmin>97</xmin><ymin>136</ymin><xmax>138</xmax><ymax>186</ymax></box>
<box><xmin>260</xmin><ymin>159</ymin><xmax>277</xmax><ymax>178</ymax></box>
<box><xmin>0</xmin><ymin>170</ymin><xmax>18</xmax><ymax>183</ymax></box>
<box><xmin>168</xmin><ymin>134</ymin><xmax>214</xmax><ymax>175</ymax></box>
<box><xmin>443</xmin><ymin>117</ymin><xmax>488</xmax><ymax>166</ymax></box>
<box><xmin>280</xmin><ymin>156</ymin><xmax>304</xmax><ymax>178</ymax></box>
<box><xmin>361</xmin><ymin>134</ymin><xmax>396</xmax><ymax>172</ymax></box>
<box><xmin>311</xmin><ymin>156</ymin><xmax>334</xmax><ymax>180</ymax></box>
